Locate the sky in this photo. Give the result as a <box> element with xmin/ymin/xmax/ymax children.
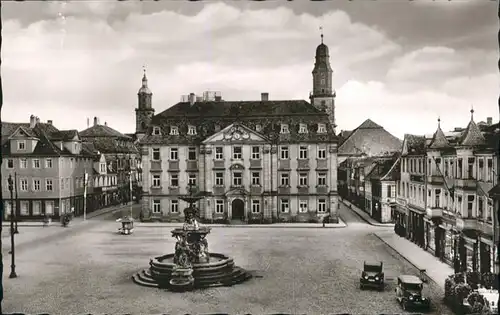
<box><xmin>2</xmin><ymin>0</ymin><xmax>498</xmax><ymax>138</ymax></box>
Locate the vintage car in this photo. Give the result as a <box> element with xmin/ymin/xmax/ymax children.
<box><xmin>360</xmin><ymin>261</ymin><xmax>384</xmax><ymax>291</ymax></box>
<box><xmin>395</xmin><ymin>275</ymin><xmax>431</xmax><ymax>311</ymax></box>
<box><xmin>117</xmin><ymin>217</ymin><xmax>134</xmax><ymax>235</ymax></box>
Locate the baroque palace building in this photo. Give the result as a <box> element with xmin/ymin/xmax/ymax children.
<box><xmin>136</xmin><ymin>36</ymin><xmax>340</xmax><ymax>223</ymax></box>
<box><xmin>394</xmin><ymin>111</ymin><xmax>499</xmax><ymax>274</ymax></box>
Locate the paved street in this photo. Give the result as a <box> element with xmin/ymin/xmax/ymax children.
<box><xmin>3</xmin><ymin>202</ymin><xmax>453</xmax><ymax>315</ymax></box>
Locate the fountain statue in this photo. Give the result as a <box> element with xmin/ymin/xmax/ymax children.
<box><xmin>132</xmin><ymin>183</ymin><xmax>252</xmax><ymax>292</ymax></box>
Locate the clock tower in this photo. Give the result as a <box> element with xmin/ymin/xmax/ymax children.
<box><xmin>310</xmin><ymin>30</ymin><xmax>336</xmax><ymax>132</ymax></box>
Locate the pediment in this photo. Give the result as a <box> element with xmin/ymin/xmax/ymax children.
<box><xmin>203</xmin><ymin>123</ymin><xmax>268</xmax><ymax>144</ymax></box>
<box><xmin>9</xmin><ymin>126</ymin><xmax>38</xmax><ymax>140</ymax></box>
<box><xmin>224</xmin><ymin>187</ymin><xmax>249</xmax><ymax>196</ymax></box>
<box><xmin>229</xmin><ymin>163</ymin><xmax>245</xmax><ymax>170</ymax></box>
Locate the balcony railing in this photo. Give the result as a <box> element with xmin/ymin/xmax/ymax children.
<box><xmin>428</xmin><ymin>175</ymin><xmax>444</xmax><ymax>185</ymax></box>
<box><xmin>455</xmin><ymin>178</ymin><xmax>477</xmax><ymax>189</ymax></box>
<box><xmin>150</xmin><ymin>160</ymin><xmax>162</xmax><ymax>171</ymax></box>
<box><xmin>456</xmin><ymin>216</ymin><xmax>479</xmax><ymax>231</ymax></box>
<box><xmin>426</xmin><ymin>207</ymin><xmax>443</xmax><ymax>218</ymax></box>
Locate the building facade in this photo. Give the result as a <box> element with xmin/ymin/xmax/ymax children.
<box><xmin>80</xmin><ymin>117</ymin><xmax>142</xmax><ymax>205</ymax></box>
<box><xmin>2</xmin><ymin>115</ymin><xmax>94</xmax><ymax>219</ymax></box>
<box><xmin>364</xmin><ymin>156</ymin><xmax>399</xmax><ymax>224</ymax></box>
<box><xmin>395</xmin><ymin>112</ymin><xmax>499</xmax><ymax>275</ymax></box>
<box><xmin>137</xmin><ymin>39</ymin><xmax>340</xmax><ymax>223</ymax></box>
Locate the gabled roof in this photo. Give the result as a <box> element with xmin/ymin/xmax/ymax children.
<box><xmin>460</xmin><ymin>115</ymin><xmax>486</xmax><ymax>147</ymax></box>
<box><xmin>80</xmin><ymin>124</ymin><xmax>132</xmax><ymax>139</ymax></box>
<box><xmin>9</xmin><ymin>125</ymin><xmax>38</xmax><ymax>139</ymax></box>
<box><xmin>365</xmin><ymin>155</ymin><xmax>400</xmax><ymax>181</ymax></box>
<box><xmin>338</xmin><ymin>119</ymin><xmax>402</xmax><ymax>157</ymax></box>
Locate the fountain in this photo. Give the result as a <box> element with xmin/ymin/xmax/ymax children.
<box><xmin>132</xmin><ymin>183</ymin><xmax>252</xmax><ymax>292</ymax></box>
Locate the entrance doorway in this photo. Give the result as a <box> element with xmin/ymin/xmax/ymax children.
<box><xmin>231</xmin><ymin>199</ymin><xmax>245</xmax><ymax>220</ymax></box>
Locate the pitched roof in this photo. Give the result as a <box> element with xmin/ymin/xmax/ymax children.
<box><xmin>88</xmin><ymin>137</ymin><xmax>139</xmax><ymax>154</ymax></box>
<box><xmin>460</xmin><ymin>118</ymin><xmax>486</xmax><ymax>147</ymax></box>
<box><xmin>50</xmin><ymin>129</ymin><xmax>79</xmax><ymax>141</ymax></box>
<box><xmin>403</xmin><ymin>134</ymin><xmax>426</xmax><ymax>156</ymax></box>
<box><xmin>80</xmin><ymin>124</ymin><xmax>132</xmax><ymax>139</ymax></box>
<box><xmin>428</xmin><ymin>122</ymin><xmax>451</xmax><ymax>150</ymax></box>
<box><xmin>365</xmin><ymin>156</ymin><xmax>400</xmax><ymax>181</ymax></box>
<box><xmin>338</xmin><ymin>119</ymin><xmax>402</xmax><ymax>157</ymax></box>
<box><xmin>155</xmin><ymin>100</ymin><xmax>324</xmax><ymax>118</ymax></box>
<box><xmin>140</xmin><ymin>99</ymin><xmax>336</xmax><ymax>145</ymax></box>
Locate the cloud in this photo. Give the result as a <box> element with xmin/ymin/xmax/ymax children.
<box><xmin>2</xmin><ymin>2</ymin><xmax>496</xmax><ymax>139</ymax></box>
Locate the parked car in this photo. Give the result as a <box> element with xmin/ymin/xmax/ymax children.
<box><xmin>395</xmin><ymin>275</ymin><xmax>431</xmax><ymax>311</ymax></box>
<box><xmin>360</xmin><ymin>261</ymin><xmax>384</xmax><ymax>291</ymax></box>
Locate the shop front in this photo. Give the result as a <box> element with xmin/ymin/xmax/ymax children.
<box><xmin>394</xmin><ymin>199</ymin><xmax>408</xmax><ymax>237</ymax></box>
<box><xmin>408</xmin><ymin>207</ymin><xmax>425</xmax><ymax>247</ymax></box>
<box><xmin>479</xmin><ymin>237</ymin><xmax>493</xmax><ymax>274</ymax></box>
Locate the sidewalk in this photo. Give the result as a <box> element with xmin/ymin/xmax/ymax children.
<box><xmin>137</xmin><ymin>218</ymin><xmax>347</xmax><ymax>228</ymax></box>
<box><xmin>374</xmin><ymin>230</ymin><xmax>454</xmax><ymax>289</ymax></box>
<box><xmin>1</xmin><ymin>202</ymin><xmax>135</xmax><ymax>227</ymax></box>
<box><xmin>1</xmin><ymin>203</ymin><xmax>134</xmax><ymax>248</ymax></box>
<box><xmin>340</xmin><ymin>199</ymin><xmax>394</xmax><ymax>227</ymax></box>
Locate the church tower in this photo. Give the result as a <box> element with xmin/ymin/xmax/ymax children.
<box><xmin>310</xmin><ymin>29</ymin><xmax>336</xmax><ymax>132</ymax></box>
<box><xmin>135</xmin><ymin>68</ymin><xmax>155</xmax><ymax>137</ymax></box>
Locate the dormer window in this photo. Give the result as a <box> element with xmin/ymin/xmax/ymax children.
<box><xmin>215</xmin><ymin>124</ymin><xmax>221</xmax><ymax>132</ymax></box>
<box><xmin>299</xmin><ymin>123</ymin><xmax>308</xmax><ymax>134</ymax></box>
<box><xmin>280</xmin><ymin>124</ymin><xmax>289</xmax><ymax>134</ymax></box>
<box><xmin>317</xmin><ymin>123</ymin><xmax>326</xmax><ymax>133</ymax></box>
<box><xmin>170</xmin><ymin>126</ymin><xmax>179</xmax><ymax>135</ymax></box>
<box><xmin>74</xmin><ymin>143</ymin><xmax>78</xmax><ymax>151</ymax></box>
<box><xmin>152</xmin><ymin>127</ymin><xmax>161</xmax><ymax>135</ymax></box>
<box><xmin>187</xmin><ymin>125</ymin><xmax>197</xmax><ymax>135</ymax></box>
<box><xmin>255</xmin><ymin>124</ymin><xmax>262</xmax><ymax>132</ymax></box>
<box><xmin>17</xmin><ymin>140</ymin><xmax>26</xmax><ymax>150</ymax></box>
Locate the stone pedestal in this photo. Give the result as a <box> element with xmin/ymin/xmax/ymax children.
<box><xmin>169</xmin><ymin>266</ymin><xmax>194</xmax><ymax>292</ymax></box>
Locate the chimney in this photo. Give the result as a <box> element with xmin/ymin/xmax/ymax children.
<box><xmin>87</xmin><ymin>118</ymin><xmax>90</xmax><ymax>128</ymax></box>
<box><xmin>36</xmin><ymin>116</ymin><xmax>40</xmax><ymax>124</ymax></box>
<box><xmin>189</xmin><ymin>93</ymin><xmax>196</xmax><ymax>106</ymax></box>
<box><xmin>93</xmin><ymin>117</ymin><xmax>98</xmax><ymax>126</ymax></box>
<box><xmin>104</xmin><ymin>122</ymin><xmax>108</xmax><ymax>126</ymax></box>
<box><xmin>487</xmin><ymin>117</ymin><xmax>492</xmax><ymax>125</ymax></box>
<box><xmin>47</xmin><ymin>120</ymin><xmax>53</xmax><ymax>125</ymax></box>
<box><xmin>215</xmin><ymin>95</ymin><xmax>222</xmax><ymax>101</ymax></box>
<box><xmin>261</xmin><ymin>92</ymin><xmax>269</xmax><ymax>101</ymax></box>
<box><xmin>29</xmin><ymin>115</ymin><xmax>36</xmax><ymax>128</ymax></box>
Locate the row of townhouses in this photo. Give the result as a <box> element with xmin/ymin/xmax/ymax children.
<box><xmin>2</xmin><ymin>115</ymin><xmax>142</xmax><ymax>220</ymax></box>
<box><xmin>136</xmin><ymin>37</ymin><xmax>341</xmax><ymax>223</ymax></box>
<box><xmin>338</xmin><ymin>111</ymin><xmax>499</xmax><ymax>275</ymax></box>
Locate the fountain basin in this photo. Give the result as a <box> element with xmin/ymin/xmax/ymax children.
<box><xmin>132</xmin><ymin>252</ymin><xmax>252</xmax><ymax>290</ymax></box>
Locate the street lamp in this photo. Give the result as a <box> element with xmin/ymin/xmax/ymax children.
<box><xmin>128</xmin><ymin>171</ymin><xmax>133</xmax><ymax>218</ymax></box>
<box><xmin>8</xmin><ymin>174</ymin><xmax>17</xmax><ymax>278</ymax></box>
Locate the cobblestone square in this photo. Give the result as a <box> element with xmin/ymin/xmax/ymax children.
<box><xmin>3</xmin><ymin>209</ymin><xmax>453</xmax><ymax>315</ymax></box>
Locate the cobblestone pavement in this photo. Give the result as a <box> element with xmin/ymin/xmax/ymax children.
<box><xmin>3</xmin><ymin>202</ymin><xmax>453</xmax><ymax>315</ymax></box>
